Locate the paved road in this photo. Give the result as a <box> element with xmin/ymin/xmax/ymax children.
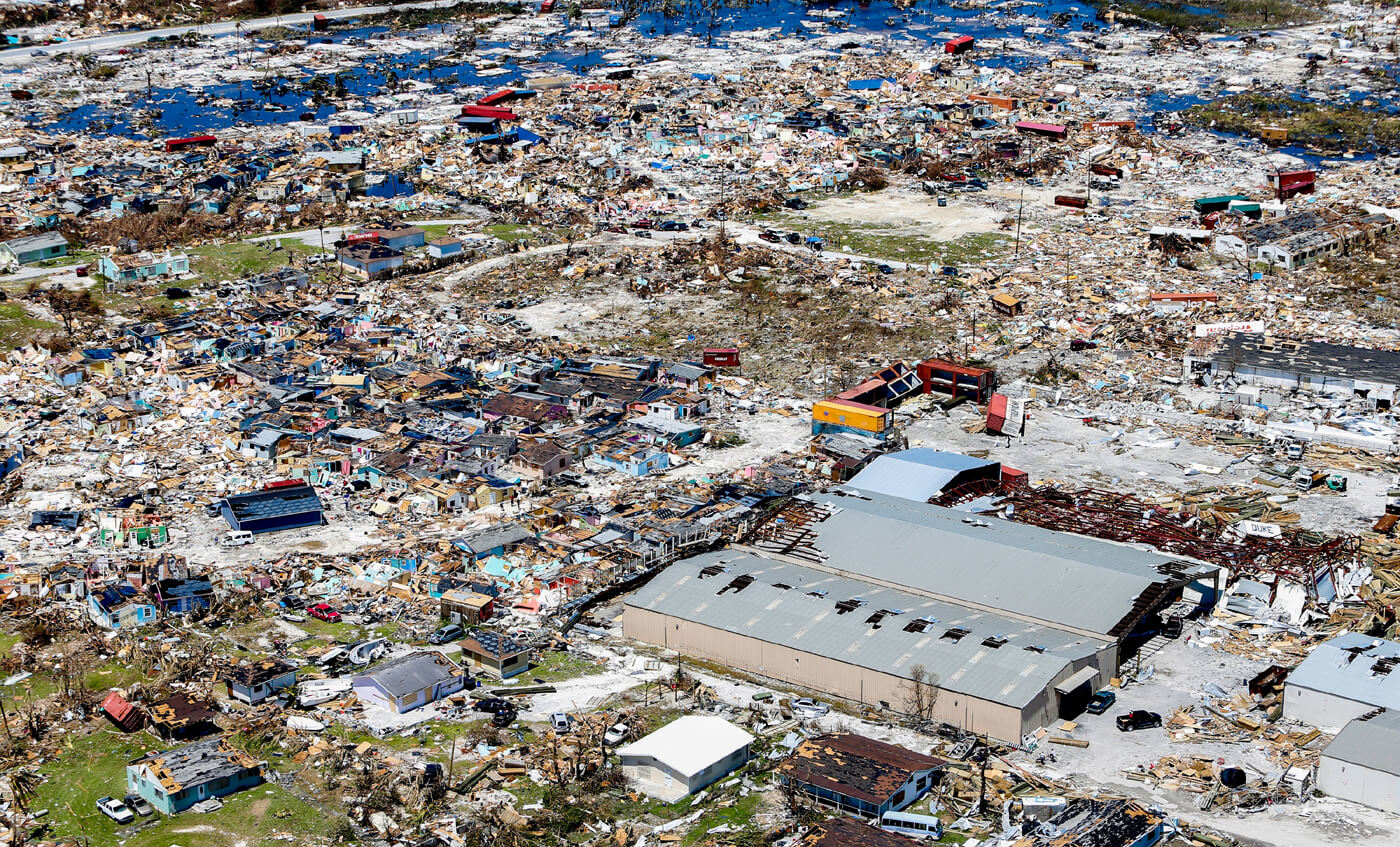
<box><xmin>0</xmin><ymin>0</ymin><xmax>477</xmax><ymax>66</ymax></box>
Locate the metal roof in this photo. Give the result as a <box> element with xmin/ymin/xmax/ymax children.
<box><xmin>1211</xmin><ymin>333</ymin><xmax>1400</xmax><ymax>388</ymax></box>
<box><xmin>224</xmin><ymin>485</ymin><xmax>323</xmax><ymax>524</ymax></box>
<box><xmin>784</xmin><ymin>491</ymin><xmax>1210</xmax><ymax>636</ymax></box>
<box><xmin>358</xmin><ymin>651</ymin><xmax>462</xmax><ymax>698</ymax></box>
<box><xmin>618</xmin><ymin>716</ymin><xmax>753</xmax><ymax>777</ymax></box>
<box><xmin>1286</xmin><ymin>633</ymin><xmax>1400</xmax><ymax>712</ymax></box>
<box><xmin>1322</xmin><ymin>709</ymin><xmax>1400</xmax><ymax>776</ymax></box>
<box><xmin>627</xmin><ymin>552</ymin><xmax>1104</xmax><ymax>708</ymax></box>
<box><xmin>845</xmin><ymin>449</ymin><xmax>998</xmax><ymax>502</ymax></box>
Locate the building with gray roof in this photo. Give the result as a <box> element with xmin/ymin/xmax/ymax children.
<box><xmin>352</xmin><ymin>651</ymin><xmax>467</xmax><ymax>713</ymax></box>
<box><xmin>1284</xmin><ymin>633</ymin><xmax>1400</xmax><ymax>729</ymax></box>
<box><xmin>1318</xmin><ymin>708</ymin><xmax>1400</xmax><ymax>814</ymax></box>
<box><xmin>624</xmin><ymin>464</ymin><xmax>1219</xmax><ymax>742</ymax></box>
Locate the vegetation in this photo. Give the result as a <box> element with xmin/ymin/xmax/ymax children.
<box><xmin>1185</xmin><ymin>93</ymin><xmax>1400</xmax><ymax>151</ymax></box>
<box><xmin>189</xmin><ymin>240</ymin><xmax>317</xmax><ymax>281</ymax></box>
<box><xmin>0</xmin><ymin>302</ymin><xmax>56</xmax><ymax>349</ymax></box>
<box><xmin>1110</xmin><ymin>0</ymin><xmax>1324</xmax><ymax>31</ymax></box>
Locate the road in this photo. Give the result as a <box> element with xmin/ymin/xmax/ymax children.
<box><xmin>251</xmin><ymin>218</ymin><xmax>919</xmax><ymax>278</ymax></box>
<box><xmin>0</xmin><ymin>0</ymin><xmax>477</xmax><ymax>66</ymax></box>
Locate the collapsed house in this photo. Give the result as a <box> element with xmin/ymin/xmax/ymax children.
<box><xmin>625</xmin><ymin>462</ymin><xmax>1220</xmax><ymax>742</ymax></box>
<box><xmin>777</xmin><ymin>733</ymin><xmax>943</xmax><ymax>819</ymax></box>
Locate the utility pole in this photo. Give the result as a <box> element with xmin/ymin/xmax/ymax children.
<box><xmin>1014</xmin><ymin>188</ymin><xmax>1025</xmax><ymax>258</ymax></box>
<box><xmin>0</xmin><ymin>691</ymin><xmax>10</xmax><ymax>743</ymax></box>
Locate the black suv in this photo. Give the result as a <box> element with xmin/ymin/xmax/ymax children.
<box><xmin>1116</xmin><ymin>710</ymin><xmax>1162</xmax><ymax>732</ymax></box>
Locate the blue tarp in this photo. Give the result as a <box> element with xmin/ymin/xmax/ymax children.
<box><xmin>847</xmin><ymin>78</ymin><xmax>894</xmax><ymax>91</ymax></box>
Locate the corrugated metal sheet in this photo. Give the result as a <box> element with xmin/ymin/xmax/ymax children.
<box><xmin>1287</xmin><ymin>633</ymin><xmax>1400</xmax><ymax>711</ymax></box>
<box><xmin>628</xmin><ymin>552</ymin><xmax>1100</xmax><ymax>708</ymax></box>
<box><xmin>796</xmin><ymin>491</ymin><xmax>1207</xmax><ymax>636</ymax></box>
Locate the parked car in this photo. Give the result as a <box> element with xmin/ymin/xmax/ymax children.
<box><xmin>203</xmin><ymin>501</ymin><xmax>223</xmax><ymax>517</ymax></box>
<box><xmin>604</xmin><ymin>223</ymin><xmax>627</xmax><ymax>233</ymax></box>
<box><xmin>656</xmin><ymin>220</ymin><xmax>689</xmax><ymax>232</ymax></box>
<box><xmin>428</xmin><ymin>623</ymin><xmax>464</xmax><ymax>645</ymax></box>
<box><xmin>96</xmin><ymin>797</ymin><xmax>135</xmax><ymax>824</ymax></box>
<box><xmin>876</xmin><ymin>264</ymin><xmax>894</xmax><ymax>274</ymax></box>
<box><xmin>634</xmin><ymin>219</ymin><xmax>655</xmax><ymax>230</ymax></box>
<box><xmin>758</xmin><ymin>229</ymin><xmax>782</xmax><ymax>243</ymax></box>
<box><xmin>473</xmin><ymin>698</ymin><xmax>514</xmax><ymax>714</ymax></box>
<box><xmin>791</xmin><ymin>698</ymin><xmax>830</xmax><ymax>717</ymax></box>
<box><xmin>550</xmin><ymin>712</ymin><xmax>572</xmax><ymax>732</ymax></box>
<box><xmin>1116</xmin><ymin>710</ymin><xmax>1162</xmax><ymax>732</ymax></box>
<box><xmin>219</xmin><ymin>530</ymin><xmax>254</xmax><ymax>548</ymax></box>
<box><xmin>1069</xmin><ymin>338</ymin><xmax>1098</xmax><ymax>351</ymax></box>
<box><xmin>123</xmin><ymin>794</ymin><xmax>154</xmax><ymax>817</ymax></box>
<box><xmin>280</xmin><ymin>594</ymin><xmax>305</xmax><ymax>610</ymax></box>
<box><xmin>633</xmin><ymin>229</ymin><xmax>652</xmax><ymax>238</ymax></box>
<box><xmin>309</xmin><ymin>603</ymin><xmax>342</xmax><ymax>623</ymax></box>
<box><xmin>603</xmin><ymin>722</ymin><xmax>630</xmax><ymax>745</ymax></box>
<box><xmin>1085</xmin><ymin>691</ymin><xmax>1116</xmax><ymax>715</ymax></box>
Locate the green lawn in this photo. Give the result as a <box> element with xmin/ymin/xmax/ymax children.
<box><xmin>531</xmin><ymin>649</ymin><xmax>605</xmax><ymax>683</ymax></box>
<box><xmin>0</xmin><ymin>302</ymin><xmax>55</xmax><ymax>348</ymax></box>
<box><xmin>189</xmin><ymin>241</ymin><xmax>317</xmax><ymax>282</ymax></box>
<box><xmin>27</xmin><ymin>727</ymin><xmax>333</xmax><ymax>847</ymax></box>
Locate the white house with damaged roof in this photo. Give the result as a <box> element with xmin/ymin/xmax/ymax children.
<box><xmin>1212</xmin><ymin>209</ymin><xmax>1398</xmax><ymax>270</ymax></box>
<box><xmin>352</xmin><ymin>651</ymin><xmax>468</xmax><ymax>713</ymax></box>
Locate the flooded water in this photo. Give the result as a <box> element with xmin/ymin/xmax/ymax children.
<box><xmin>18</xmin><ymin>0</ymin><xmax>1103</xmax><ymax>138</ymax></box>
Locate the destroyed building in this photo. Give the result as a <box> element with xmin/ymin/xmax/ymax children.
<box><xmin>1185</xmin><ymin>333</ymin><xmax>1400</xmax><ymax>409</ymax></box>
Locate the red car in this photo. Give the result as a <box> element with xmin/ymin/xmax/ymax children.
<box><xmin>308</xmin><ymin>603</ymin><xmax>341</xmax><ymax>623</ymax></box>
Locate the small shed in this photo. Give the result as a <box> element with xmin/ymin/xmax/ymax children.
<box><xmin>440</xmin><ymin>589</ymin><xmax>494</xmax><ymax>625</ymax></box>
<box><xmin>990</xmin><ymin>292</ymin><xmax>1022</xmax><ymax>317</ymax></box>
<box><xmin>102</xmin><ymin>691</ymin><xmax>145</xmax><ymax>732</ymax></box>
<box><xmin>459</xmin><ymin>631</ymin><xmax>530</xmax><ymax>679</ymax></box>
<box><xmin>618</xmin><ymin>716</ymin><xmax>753</xmax><ymax>801</ymax></box>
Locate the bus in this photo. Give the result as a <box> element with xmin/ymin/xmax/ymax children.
<box><xmin>878</xmin><ymin>811</ymin><xmax>943</xmax><ymax>840</ymax></box>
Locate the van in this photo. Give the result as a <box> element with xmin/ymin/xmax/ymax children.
<box><xmin>219</xmin><ymin>530</ymin><xmax>254</xmax><ymax>547</ymax></box>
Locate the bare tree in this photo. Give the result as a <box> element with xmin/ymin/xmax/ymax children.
<box><xmin>904</xmin><ymin>664</ymin><xmax>940</xmax><ymax>723</ymax></box>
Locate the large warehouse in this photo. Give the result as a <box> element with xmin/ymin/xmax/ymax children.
<box><xmin>624</xmin><ymin>485</ymin><xmax>1219</xmax><ymax>743</ymax></box>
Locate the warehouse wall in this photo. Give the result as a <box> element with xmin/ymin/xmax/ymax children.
<box><xmin>1319</xmin><ymin>757</ymin><xmax>1400</xmax><ymax>815</ymax></box>
<box><xmin>624</xmin><ymin>606</ymin><xmax>1028</xmax><ymax>742</ymax></box>
<box><xmin>1285</xmin><ymin>684</ymin><xmax>1384</xmax><ymax>730</ymax></box>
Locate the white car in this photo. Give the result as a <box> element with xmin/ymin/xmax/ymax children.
<box><xmin>219</xmin><ymin>530</ymin><xmax>254</xmax><ymax>548</ymax></box>
<box><xmin>306</xmin><ymin>252</ymin><xmax>335</xmax><ymax>265</ymax></box>
<box><xmin>792</xmin><ymin>698</ymin><xmax>830</xmax><ymax>717</ymax></box>
<box><xmin>96</xmin><ymin>796</ymin><xmax>135</xmax><ymax>824</ymax></box>
<box><xmin>603</xmin><ymin>722</ymin><xmax>629</xmax><ymax>746</ymax></box>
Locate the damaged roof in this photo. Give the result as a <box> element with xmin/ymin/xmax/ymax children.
<box><xmin>779</xmin><ymin>733</ymin><xmax>942</xmax><ymax>806</ymax></box>
<box><xmin>128</xmin><ymin>736</ymin><xmax>259</xmax><ymax>794</ymax></box>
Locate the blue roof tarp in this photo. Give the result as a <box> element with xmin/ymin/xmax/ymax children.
<box><xmin>847</xmin><ymin>78</ymin><xmax>893</xmax><ymax>91</ymax></box>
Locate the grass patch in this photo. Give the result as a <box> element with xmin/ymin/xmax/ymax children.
<box><xmin>1111</xmin><ymin>0</ymin><xmax>1323</xmax><ymax>31</ymax></box>
<box><xmin>28</xmin><ymin>727</ymin><xmax>333</xmax><ymax>847</ymax></box>
<box><xmin>681</xmin><ymin>790</ymin><xmax>765</xmax><ymax>846</ymax></box>
<box><xmin>0</xmin><ymin>302</ymin><xmax>56</xmax><ymax>348</ymax></box>
<box><xmin>530</xmin><ymin>649</ymin><xmax>605</xmax><ymax>683</ymax></box>
<box><xmin>189</xmin><ymin>241</ymin><xmax>317</xmax><ymax>282</ymax></box>
<box><xmin>1184</xmin><ymin>93</ymin><xmax>1400</xmax><ymax>151</ymax></box>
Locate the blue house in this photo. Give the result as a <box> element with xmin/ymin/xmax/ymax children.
<box><xmin>452</xmin><ymin>523</ymin><xmax>533</xmax><ymax>562</ymax></box>
<box><xmin>3</xmin><ymin>231</ymin><xmax>68</xmax><ymax>264</ymax></box>
<box><xmin>595</xmin><ymin>440</ymin><xmax>670</xmax><ymax>476</ymax></box>
<box><xmin>428</xmin><ymin>238</ymin><xmax>463</xmax><ymax>260</ymax></box>
<box><xmin>221</xmin><ymin>484</ymin><xmax>325</xmax><ymax>534</ymax></box>
<box><xmin>368</xmin><ymin>223</ymin><xmax>426</xmax><ymax>250</ymax></box>
<box><xmin>337</xmin><ymin>242</ymin><xmax>404</xmax><ymax>279</ymax></box>
<box><xmin>89</xmin><ymin>584</ymin><xmax>157</xmax><ymax>631</ymax></box>
<box><xmin>98</xmin><ymin>251</ymin><xmax>190</xmax><ymax>284</ymax></box>
<box><xmin>224</xmin><ymin>657</ymin><xmax>297</xmax><ymax>705</ymax></box>
<box><xmin>126</xmin><ymin>737</ymin><xmax>263</xmax><ymax>815</ymax></box>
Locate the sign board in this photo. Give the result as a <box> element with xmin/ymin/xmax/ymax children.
<box><xmin>1239</xmin><ymin>520</ymin><xmax>1282</xmax><ymax>539</ymax></box>
<box><xmin>1195</xmin><ymin>320</ymin><xmax>1266</xmax><ymax>338</ymax></box>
